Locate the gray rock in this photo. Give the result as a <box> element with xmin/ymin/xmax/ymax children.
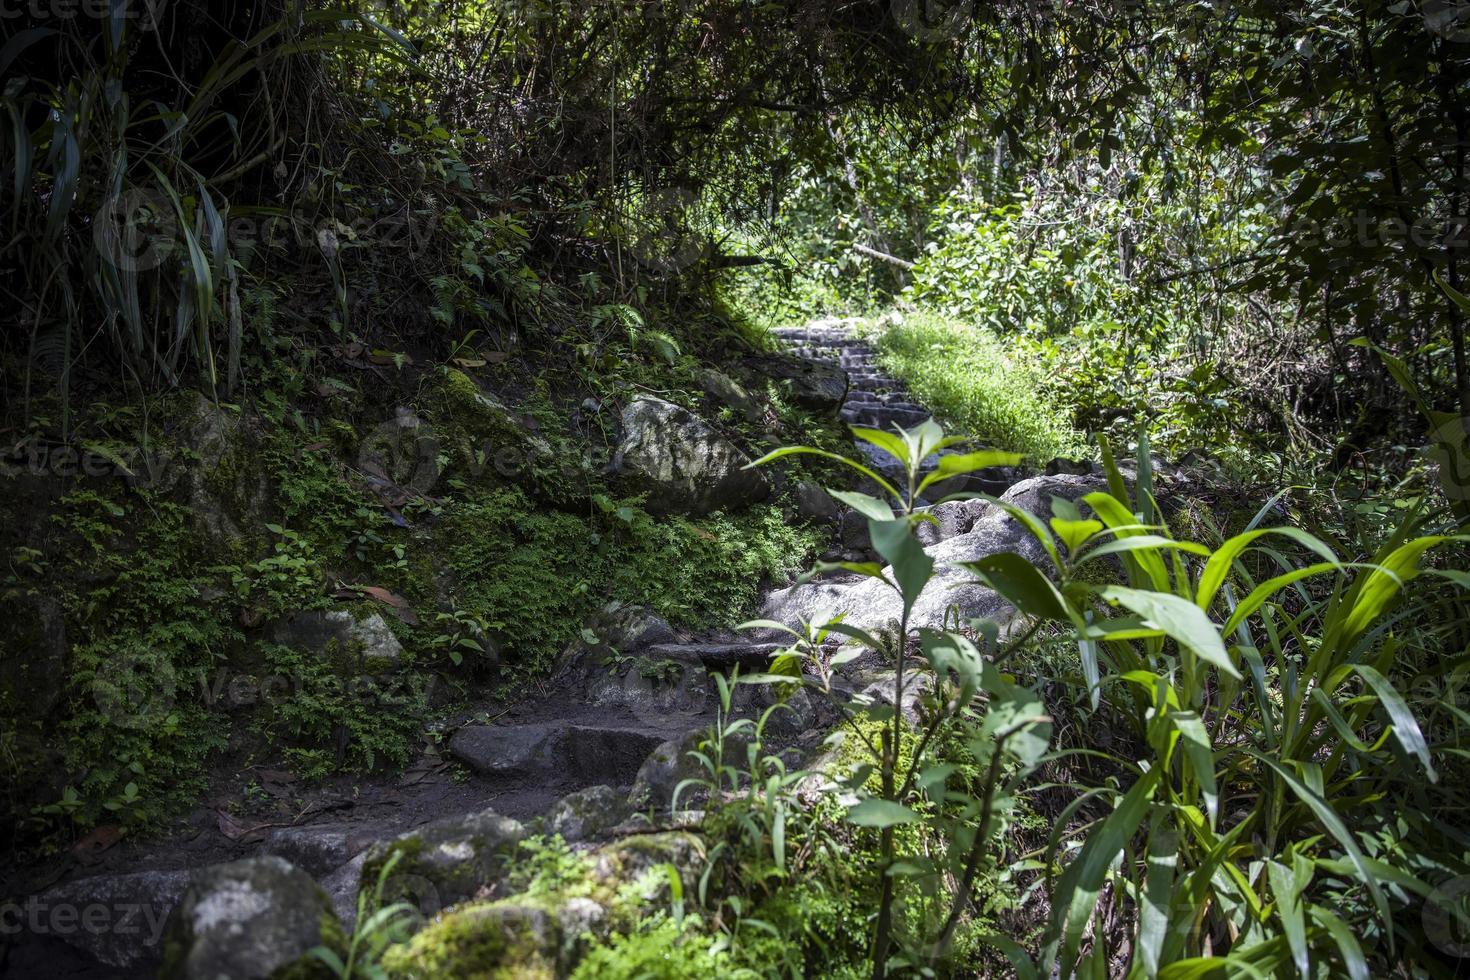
<box><xmin>839</xmin><ymin>508</ymin><xmax>873</xmax><ymax>552</ymax></box>
<box><xmin>746</xmin><ymin>353</ymin><xmax>849</xmax><ymax>414</ymax></box>
<box><xmin>262</xmin><ymin>824</ymin><xmax>377</xmax><ymax>877</ymax></box>
<box><xmin>697</xmin><ymin>368</ymin><xmax>763</xmax><ymax>423</ymax></box>
<box><xmin>161</xmin><ymin>856</ymin><xmax>337</xmax><ymax>980</ymax></box>
<box><xmin>180</xmin><ymin>394</ymin><xmax>270</xmax><ymax>546</ymax></box>
<box><xmin>997</xmin><ymin>472</ymin><xmax>1108</xmax><ymax>521</ymax></box>
<box><xmin>860</xmin><ymin>672</ymin><xmax>934</xmax><ymax>725</ymax></box>
<box><xmin>628</xmin><ymin>729</ymin><xmax>748</xmax><ymax>811</ymax></box>
<box><xmin>359</xmin><ymin>808</ymin><xmax>525</xmax><ymax>909</ymax></box>
<box><xmin>546</xmin><ymin>785</ymin><xmax>630</xmax><ymax>843</ymax></box>
<box><xmin>31</xmin><ymin>868</ymin><xmax>191</xmax><ymax>968</ymax></box>
<box><xmin>320</xmin><ymin>852</ymin><xmax>367</xmax><ymax>930</ymax></box>
<box><xmin>557</xmin><ymin>897</ymin><xmax>609</xmax><ymax>962</ymax></box>
<box><xmin>448</xmin><ymin>722</ymin><xmax>667</xmax><ymax>786</ymax></box>
<box><xmin>757</xmin><ymin>473</ymin><xmax>1107</xmax><ymax>635</ymax></box>
<box><xmin>447</xmin><ymin>722</ymin><xmax>562</xmax><ymax>777</ymax></box>
<box><xmin>795</xmin><ymin>481</ymin><xmax>843</xmax><ymax>523</ymax></box>
<box><xmin>269</xmin><ymin>609</ymin><xmax>403</xmax><ymax>666</ymax></box>
<box><xmin>582</xmin><ymin>655</ymin><xmax>714</xmax><ymax>727</ymax></box>
<box><xmin>1045</xmin><ymin>456</ymin><xmax>1096</xmax><ymax>476</ymax></box>
<box><xmin>612</xmin><ymin>397</ymin><xmax>770</xmax><ymax>515</ymax></box>
<box><xmin>914</xmin><ymin>498</ymin><xmax>991</xmax><ymax>546</ymax></box>
<box><xmin>586</xmin><ymin>601</ymin><xmax>677</xmax><ymax>652</ymax></box>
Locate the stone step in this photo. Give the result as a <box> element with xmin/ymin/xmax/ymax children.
<box><xmin>841</xmin><ymin>407</ymin><xmax>931</xmax><ymax>428</ymax></box>
<box><xmin>448</xmin><ymin>722</ymin><xmax>668</xmax><ymax>784</ymax></box>
<box><xmin>641</xmin><ymin>641</ymin><xmax>788</xmax><ymax>672</ymax></box>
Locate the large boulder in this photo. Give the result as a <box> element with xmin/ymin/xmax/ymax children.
<box><xmin>745</xmin><ymin>353</ymin><xmax>849</xmax><ymax>414</ymax></box>
<box><xmin>545</xmin><ymin>785</ymin><xmax>630</xmax><ymax>843</ymax></box>
<box><xmin>358</xmin><ymin>808</ymin><xmax>525</xmax><ymax>910</ymax></box>
<box><xmin>380</xmin><ymin>832</ymin><xmax>703</xmax><ymax>978</ymax></box>
<box><xmin>448</xmin><ymin>722</ymin><xmax>667</xmax><ymax>786</ymax></box>
<box><xmin>611</xmin><ymin>397</ymin><xmax>770</xmax><ymax>515</ymax></box>
<box><xmin>159</xmin><ymin>856</ymin><xmax>340</xmax><ymax>980</ymax></box>
<box><xmin>697</xmin><ymin>368</ymin><xmax>764</xmax><ymax>423</ymax></box>
<box><xmin>262</xmin><ymin>823</ymin><xmax>379</xmax><ymax>877</ymax></box>
<box><xmin>27</xmin><ymin>868</ymin><xmax>191</xmax><ymax>970</ymax></box>
<box><xmin>757</xmin><ymin>473</ymin><xmax>1107</xmax><ymax>635</ymax></box>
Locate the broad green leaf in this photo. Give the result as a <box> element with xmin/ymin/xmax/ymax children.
<box><xmin>1084</xmin><ymin>492</ymin><xmax>1169</xmax><ymax>589</ymax></box>
<box><xmin>1351</xmin><ymin>664</ymin><xmax>1436</xmax><ymax>780</ymax></box>
<box><xmin>1267</xmin><ymin>859</ymin><xmax>1308</xmax><ymax>978</ymax></box>
<box><xmin>1081</xmin><ymin>535</ymin><xmax>1210</xmax><ymax>563</ymax></box>
<box><xmin>1049</xmin><ymin>767</ymin><xmax>1161</xmax><ymax>974</ymax></box>
<box><xmin>845</xmin><ymin>798</ymin><xmax>921</xmax><ymax>827</ymax></box>
<box><xmin>961</xmin><ymin>552</ymin><xmax>1070</xmax><ymax>621</ymax></box>
<box><xmin>1171</xmin><ymin>711</ymin><xmax>1218</xmax><ymax>828</ymax></box>
<box><xmin>746</xmin><ymin>445</ymin><xmax>902</xmax><ymax>502</ymax></box>
<box><xmin>1051</xmin><ymin>517</ymin><xmax>1103</xmax><ymax>555</ymax></box>
<box><xmin>1197</xmin><ymin>528</ymin><xmax>1339</xmax><ymax>613</ymax></box>
<box><xmin>916</xmin><ymin>449</ymin><xmax>1025</xmax><ymax>497</ymax></box>
<box><xmin>1221</xmin><ymin>562</ymin><xmax>1351</xmax><ymax>635</ymax></box>
<box><xmin>850</xmin><ymin>426</ymin><xmax>911</xmax><ymax>468</ymax></box>
<box><xmin>828</xmin><ymin>488</ymin><xmax>894</xmax><ymax>522</ymax></box>
<box><xmin>1250</xmin><ymin>754</ymin><xmax>1391</xmax><ymax>941</ymax></box>
<box><xmin>1138</xmin><ymin>810</ymin><xmax>1179</xmax><ymax>979</ymax></box>
<box><xmin>1099</xmin><ymin>586</ymin><xmax>1240</xmax><ymax>679</ymax></box>
<box><xmin>869</xmin><ymin>518</ymin><xmax>933</xmax><ymax>616</ymax></box>
<box><xmin>1308</xmin><ymin>906</ymin><xmax>1368</xmax><ymax>980</ymax></box>
<box><xmin>1337</xmin><ymin>537</ymin><xmax>1443</xmax><ymax>649</ymax></box>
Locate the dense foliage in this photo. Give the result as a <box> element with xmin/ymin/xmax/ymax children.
<box><xmin>4</xmin><ymin>0</ymin><xmax>1470</xmax><ymax>977</ymax></box>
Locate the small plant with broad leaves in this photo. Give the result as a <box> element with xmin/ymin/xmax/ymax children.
<box><xmin>310</xmin><ymin>850</ymin><xmax>421</xmax><ymax>980</ymax></box>
<box><xmin>740</xmin><ymin>418</ymin><xmax>1469</xmax><ymax>977</ymax></box>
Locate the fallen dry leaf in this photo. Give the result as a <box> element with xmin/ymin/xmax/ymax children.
<box><xmin>72</xmin><ymin>824</ymin><xmax>123</xmax><ymax>862</ymax></box>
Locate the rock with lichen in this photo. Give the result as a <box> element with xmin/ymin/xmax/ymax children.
<box><xmin>545</xmin><ymin>785</ymin><xmax>629</xmax><ymax>843</ymax></box>
<box><xmin>158</xmin><ymin>856</ymin><xmax>341</xmax><ymax>980</ymax></box>
<box><xmin>357</xmin><ymin>808</ymin><xmax>526</xmax><ymax>912</ymax></box>
<box><xmin>611</xmin><ymin>397</ymin><xmax>769</xmax><ymax>515</ymax></box>
<box><xmin>379</xmin><ymin>832</ymin><xmax>704</xmax><ymax>979</ymax></box>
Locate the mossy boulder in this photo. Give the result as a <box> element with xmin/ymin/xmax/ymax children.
<box><xmin>268</xmin><ymin>608</ymin><xmax>405</xmax><ymax>668</ymax></box>
<box><xmin>430</xmin><ymin>369</ymin><xmax>564</xmax><ymax>492</ymax></box>
<box><xmin>379</xmin><ymin>833</ymin><xmax>704</xmax><ymax>979</ymax></box>
<box><xmin>382</xmin><ymin>900</ymin><xmax>561</xmax><ymax>979</ymax></box>
<box><xmin>358</xmin><ymin>808</ymin><xmax>526</xmax><ymax>912</ymax></box>
<box><xmin>545</xmin><ymin>785</ymin><xmax>629</xmax><ymax>843</ymax></box>
<box><xmin>158</xmin><ymin>856</ymin><xmax>341</xmax><ymax>980</ymax></box>
<box><xmin>611</xmin><ymin>397</ymin><xmax>769</xmax><ymax>515</ymax></box>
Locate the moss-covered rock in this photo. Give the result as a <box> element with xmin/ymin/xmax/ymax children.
<box><xmin>381</xmin><ymin>900</ymin><xmax>560</xmax><ymax>979</ymax></box>
<box><xmin>358</xmin><ymin>808</ymin><xmax>526</xmax><ymax>912</ymax></box>
<box><xmin>379</xmin><ymin>832</ymin><xmax>704</xmax><ymax>979</ymax></box>
<box><xmin>544</xmin><ymin>785</ymin><xmax>629</xmax><ymax>843</ymax></box>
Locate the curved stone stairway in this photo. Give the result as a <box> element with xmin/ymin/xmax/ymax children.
<box><xmin>3</xmin><ymin>318</ymin><xmax>1066</xmax><ymax>979</ymax></box>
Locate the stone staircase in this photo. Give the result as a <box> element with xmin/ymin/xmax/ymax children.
<box><xmin>770</xmin><ymin>319</ymin><xmax>1013</xmax><ymax>502</ymax></box>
